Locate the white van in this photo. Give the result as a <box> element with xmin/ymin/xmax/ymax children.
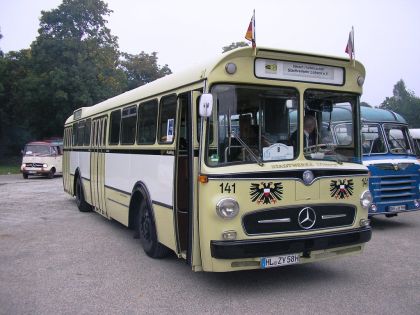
<box><xmin>21</xmin><ymin>141</ymin><xmax>63</xmax><ymax>179</ymax></box>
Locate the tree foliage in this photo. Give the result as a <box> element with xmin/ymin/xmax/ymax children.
<box><xmin>222</xmin><ymin>41</ymin><xmax>249</xmax><ymax>53</ymax></box>
<box><xmin>120</xmin><ymin>52</ymin><xmax>171</xmax><ymax>90</ymax></box>
<box><xmin>381</xmin><ymin>79</ymin><xmax>420</xmax><ymax>127</ymax></box>
<box><xmin>0</xmin><ymin>0</ymin><xmax>171</xmax><ymax>157</ymax></box>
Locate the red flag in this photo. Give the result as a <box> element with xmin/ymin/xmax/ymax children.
<box><xmin>345</xmin><ymin>26</ymin><xmax>355</xmax><ymax>60</ymax></box>
<box><xmin>245</xmin><ymin>11</ymin><xmax>256</xmax><ymax>48</ymax></box>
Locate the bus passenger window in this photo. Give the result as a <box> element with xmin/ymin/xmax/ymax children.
<box><xmin>137</xmin><ymin>100</ymin><xmax>158</xmax><ymax>144</ymax></box>
<box><xmin>159</xmin><ymin>95</ymin><xmax>177</xmax><ymax>143</ymax></box>
<box><xmin>84</xmin><ymin>119</ymin><xmax>91</xmax><ymax>146</ymax></box>
<box><xmin>121</xmin><ymin>105</ymin><xmax>137</xmax><ymax>145</ymax></box>
<box><xmin>109</xmin><ymin>110</ymin><xmax>121</xmax><ymax>145</ymax></box>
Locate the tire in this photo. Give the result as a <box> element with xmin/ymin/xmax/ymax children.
<box><xmin>47</xmin><ymin>169</ymin><xmax>55</xmax><ymax>179</ymax></box>
<box><xmin>22</xmin><ymin>173</ymin><xmax>28</xmax><ymax>179</ymax></box>
<box><xmin>75</xmin><ymin>176</ymin><xmax>92</xmax><ymax>212</ymax></box>
<box><xmin>137</xmin><ymin>200</ymin><xmax>169</xmax><ymax>258</ymax></box>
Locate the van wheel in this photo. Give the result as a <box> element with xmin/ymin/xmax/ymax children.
<box><xmin>23</xmin><ymin>173</ymin><xmax>28</xmax><ymax>179</ymax></box>
<box><xmin>47</xmin><ymin>169</ymin><xmax>55</xmax><ymax>179</ymax></box>
<box><xmin>75</xmin><ymin>176</ymin><xmax>91</xmax><ymax>212</ymax></box>
<box><xmin>137</xmin><ymin>200</ymin><xmax>169</xmax><ymax>258</ymax></box>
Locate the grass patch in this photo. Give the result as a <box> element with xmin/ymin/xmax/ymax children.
<box><xmin>0</xmin><ymin>156</ymin><xmax>21</xmax><ymax>175</ymax></box>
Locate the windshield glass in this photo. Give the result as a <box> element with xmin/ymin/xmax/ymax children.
<box><xmin>24</xmin><ymin>145</ymin><xmax>52</xmax><ymax>156</ymax></box>
<box><xmin>383</xmin><ymin>124</ymin><xmax>414</xmax><ymax>155</ymax></box>
<box><xmin>361</xmin><ymin>123</ymin><xmax>386</xmax><ymax>155</ymax></box>
<box><xmin>305</xmin><ymin>90</ymin><xmax>360</xmax><ymax>163</ymax></box>
<box><xmin>206</xmin><ymin>85</ymin><xmax>299</xmax><ymax>166</ymax></box>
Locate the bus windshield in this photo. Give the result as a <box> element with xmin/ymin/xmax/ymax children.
<box><xmin>308</xmin><ymin>91</ymin><xmax>359</xmax><ymax>163</ymax></box>
<box><xmin>206</xmin><ymin>85</ymin><xmax>299</xmax><ymax>166</ymax></box>
<box><xmin>362</xmin><ymin>124</ymin><xmax>414</xmax><ymax>155</ymax></box>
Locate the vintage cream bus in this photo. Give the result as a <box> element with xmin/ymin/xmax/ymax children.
<box><xmin>63</xmin><ymin>47</ymin><xmax>372</xmax><ymax>272</ymax></box>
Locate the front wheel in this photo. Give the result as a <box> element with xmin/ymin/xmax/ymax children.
<box><xmin>75</xmin><ymin>176</ymin><xmax>92</xmax><ymax>212</ymax></box>
<box><xmin>137</xmin><ymin>201</ymin><xmax>169</xmax><ymax>258</ymax></box>
<box><xmin>47</xmin><ymin>169</ymin><xmax>55</xmax><ymax>179</ymax></box>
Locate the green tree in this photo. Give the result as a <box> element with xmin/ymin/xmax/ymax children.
<box><xmin>222</xmin><ymin>41</ymin><xmax>249</xmax><ymax>53</ymax></box>
<box><xmin>381</xmin><ymin>79</ymin><xmax>420</xmax><ymax>127</ymax></box>
<box><xmin>0</xmin><ymin>29</ymin><xmax>3</xmax><ymax>57</ymax></box>
<box><xmin>120</xmin><ymin>52</ymin><xmax>172</xmax><ymax>90</ymax></box>
<box><xmin>26</xmin><ymin>0</ymin><xmax>127</xmax><ymax>138</ymax></box>
<box><xmin>0</xmin><ymin>50</ymin><xmax>34</xmax><ymax>156</ymax></box>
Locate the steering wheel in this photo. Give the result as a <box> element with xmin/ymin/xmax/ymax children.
<box><xmin>304</xmin><ymin>143</ymin><xmax>336</xmax><ymax>155</ymax></box>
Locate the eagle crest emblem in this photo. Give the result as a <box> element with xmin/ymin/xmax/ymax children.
<box><xmin>330</xmin><ymin>179</ymin><xmax>354</xmax><ymax>199</ymax></box>
<box><xmin>250</xmin><ymin>182</ymin><xmax>283</xmax><ymax>204</ymax></box>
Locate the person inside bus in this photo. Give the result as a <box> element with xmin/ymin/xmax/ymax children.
<box><xmin>289</xmin><ymin>114</ymin><xmax>317</xmax><ymax>149</ymax></box>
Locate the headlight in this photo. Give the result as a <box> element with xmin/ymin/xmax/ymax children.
<box><xmin>360</xmin><ymin>190</ymin><xmax>372</xmax><ymax>209</ymax></box>
<box><xmin>216</xmin><ymin>198</ymin><xmax>239</xmax><ymax>219</ymax></box>
<box><xmin>43</xmin><ymin>163</ymin><xmax>48</xmax><ymax>168</ymax></box>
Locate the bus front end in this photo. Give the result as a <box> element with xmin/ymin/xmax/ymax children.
<box><xmin>196</xmin><ymin>50</ymin><xmax>371</xmax><ymax>271</ymax></box>
<box><xmin>361</xmin><ymin>116</ymin><xmax>420</xmax><ymax>217</ymax></box>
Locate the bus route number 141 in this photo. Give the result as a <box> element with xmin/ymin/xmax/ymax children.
<box><xmin>220</xmin><ymin>182</ymin><xmax>236</xmax><ymax>194</ymax></box>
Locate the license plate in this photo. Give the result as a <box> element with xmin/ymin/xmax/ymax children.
<box><xmin>28</xmin><ymin>171</ymin><xmax>36</xmax><ymax>174</ymax></box>
<box><xmin>389</xmin><ymin>205</ymin><xmax>406</xmax><ymax>212</ymax></box>
<box><xmin>261</xmin><ymin>253</ymin><xmax>300</xmax><ymax>269</ymax></box>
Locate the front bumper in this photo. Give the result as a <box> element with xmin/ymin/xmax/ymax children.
<box><xmin>210</xmin><ymin>227</ymin><xmax>372</xmax><ymax>259</ymax></box>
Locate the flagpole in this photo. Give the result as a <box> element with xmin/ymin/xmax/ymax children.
<box><xmin>352</xmin><ymin>26</ymin><xmax>355</xmax><ymax>67</ymax></box>
<box><xmin>253</xmin><ymin>9</ymin><xmax>256</xmax><ymax>56</ymax></box>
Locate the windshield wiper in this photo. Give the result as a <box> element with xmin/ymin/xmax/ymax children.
<box><xmin>231</xmin><ymin>131</ymin><xmax>264</xmax><ymax>166</ymax></box>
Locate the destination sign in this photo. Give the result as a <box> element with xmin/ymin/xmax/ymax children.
<box><xmin>255</xmin><ymin>59</ymin><xmax>344</xmax><ymax>85</ymax></box>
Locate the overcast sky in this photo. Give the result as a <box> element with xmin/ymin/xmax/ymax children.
<box><xmin>1</xmin><ymin>0</ymin><xmax>420</xmax><ymax>106</ymax></box>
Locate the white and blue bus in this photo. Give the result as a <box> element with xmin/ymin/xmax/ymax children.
<box><xmin>322</xmin><ymin>106</ymin><xmax>420</xmax><ymax>217</ymax></box>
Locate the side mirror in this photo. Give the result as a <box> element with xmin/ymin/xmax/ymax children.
<box><xmin>199</xmin><ymin>93</ymin><xmax>213</xmax><ymax>117</ymax></box>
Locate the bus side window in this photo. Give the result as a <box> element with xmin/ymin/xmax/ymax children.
<box><xmin>84</xmin><ymin>119</ymin><xmax>91</xmax><ymax>146</ymax></box>
<box><xmin>109</xmin><ymin>109</ymin><xmax>121</xmax><ymax>145</ymax></box>
<box><xmin>137</xmin><ymin>100</ymin><xmax>158</xmax><ymax>144</ymax></box>
<box><xmin>121</xmin><ymin>105</ymin><xmax>137</xmax><ymax>145</ymax></box>
<box><xmin>159</xmin><ymin>95</ymin><xmax>177</xmax><ymax>143</ymax></box>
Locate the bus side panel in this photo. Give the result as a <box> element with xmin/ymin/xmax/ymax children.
<box><xmin>105</xmin><ymin>152</ymin><xmax>176</xmax><ymax>250</ymax></box>
<box><xmin>69</xmin><ymin>150</ymin><xmax>92</xmax><ymax>203</ymax></box>
<box><xmin>63</xmin><ymin>150</ymin><xmax>72</xmax><ymax>194</ymax></box>
<box><xmin>104</xmin><ymin>186</ymin><xmax>130</xmax><ymax>225</ymax></box>
<box><xmin>153</xmin><ymin>203</ymin><xmax>177</xmax><ymax>251</ymax></box>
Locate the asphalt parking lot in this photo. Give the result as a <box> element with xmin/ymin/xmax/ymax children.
<box><xmin>0</xmin><ymin>174</ymin><xmax>419</xmax><ymax>315</ymax></box>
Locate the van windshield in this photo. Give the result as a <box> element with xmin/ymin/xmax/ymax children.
<box><xmin>206</xmin><ymin>85</ymin><xmax>299</xmax><ymax>166</ymax></box>
<box><xmin>25</xmin><ymin>145</ymin><xmax>52</xmax><ymax>156</ymax></box>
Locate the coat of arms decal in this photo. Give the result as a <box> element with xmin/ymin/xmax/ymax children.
<box><xmin>330</xmin><ymin>179</ymin><xmax>354</xmax><ymax>199</ymax></box>
<box><xmin>250</xmin><ymin>182</ymin><xmax>283</xmax><ymax>204</ymax></box>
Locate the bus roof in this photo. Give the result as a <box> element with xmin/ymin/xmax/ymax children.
<box><xmin>65</xmin><ymin>46</ymin><xmax>365</xmax><ymax>125</ymax></box>
<box><xmin>325</xmin><ymin>106</ymin><xmax>407</xmax><ymax>124</ymax></box>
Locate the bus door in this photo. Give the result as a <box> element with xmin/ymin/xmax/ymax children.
<box><xmin>174</xmin><ymin>91</ymin><xmax>201</xmax><ymax>268</ymax></box>
<box><xmin>90</xmin><ymin>116</ymin><xmax>108</xmax><ymax>216</ymax></box>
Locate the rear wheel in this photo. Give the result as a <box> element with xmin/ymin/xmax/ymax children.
<box><xmin>75</xmin><ymin>176</ymin><xmax>91</xmax><ymax>212</ymax></box>
<box><xmin>138</xmin><ymin>200</ymin><xmax>169</xmax><ymax>258</ymax></box>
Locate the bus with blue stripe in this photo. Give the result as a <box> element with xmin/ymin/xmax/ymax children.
<box><xmin>323</xmin><ymin>106</ymin><xmax>420</xmax><ymax>217</ymax></box>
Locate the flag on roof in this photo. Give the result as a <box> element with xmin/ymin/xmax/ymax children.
<box><xmin>345</xmin><ymin>26</ymin><xmax>355</xmax><ymax>60</ymax></box>
<box><xmin>245</xmin><ymin>10</ymin><xmax>256</xmax><ymax>48</ymax></box>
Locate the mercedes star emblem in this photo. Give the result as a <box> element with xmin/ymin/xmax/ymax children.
<box><xmin>298</xmin><ymin>207</ymin><xmax>316</xmax><ymax>229</ymax></box>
